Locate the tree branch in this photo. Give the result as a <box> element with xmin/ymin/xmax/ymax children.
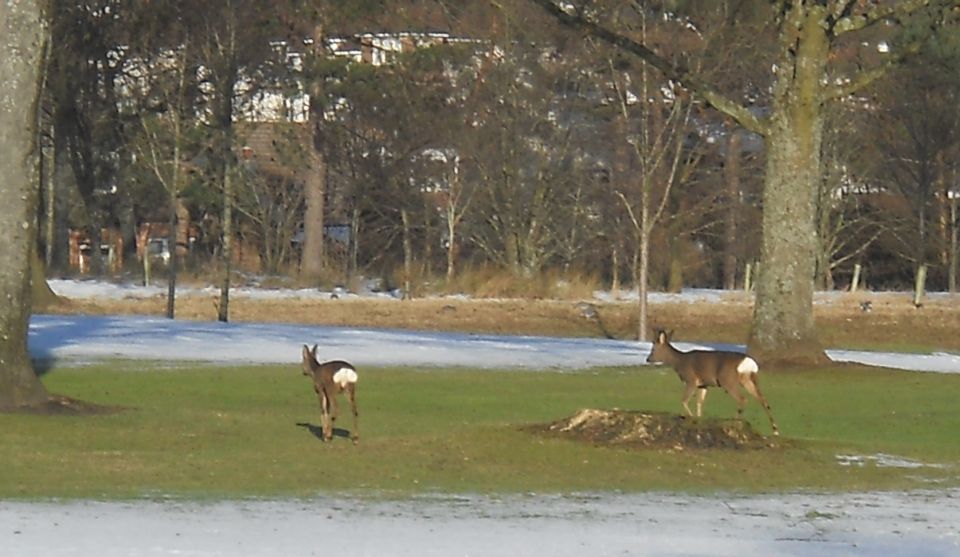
<box><xmin>830</xmin><ymin>0</ymin><xmax>932</xmax><ymax>36</ymax></box>
<box><xmin>822</xmin><ymin>39</ymin><xmax>923</xmax><ymax>100</ymax></box>
<box><xmin>525</xmin><ymin>0</ymin><xmax>770</xmax><ymax>136</ymax></box>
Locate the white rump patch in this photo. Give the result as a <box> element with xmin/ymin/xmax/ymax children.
<box><xmin>333</xmin><ymin>367</ymin><xmax>358</xmax><ymax>388</ymax></box>
<box><xmin>737</xmin><ymin>357</ymin><xmax>759</xmax><ymax>374</ymax></box>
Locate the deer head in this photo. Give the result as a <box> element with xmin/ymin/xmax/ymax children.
<box><xmin>301</xmin><ymin>344</ymin><xmax>319</xmax><ymax>376</ymax></box>
<box><xmin>646</xmin><ymin>329</ymin><xmax>674</xmax><ymax>364</ymax></box>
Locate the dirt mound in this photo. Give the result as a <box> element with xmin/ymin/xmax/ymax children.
<box><xmin>3</xmin><ymin>395</ymin><xmax>124</xmax><ymax>416</ymax></box>
<box><xmin>529</xmin><ymin>409</ymin><xmax>776</xmax><ymax>450</ymax></box>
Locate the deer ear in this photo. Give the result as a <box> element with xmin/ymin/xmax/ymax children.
<box><xmin>311</xmin><ymin>344</ymin><xmax>318</xmax><ymax>356</ymax></box>
<box><xmin>666</xmin><ymin>329</ymin><xmax>674</xmax><ymax>340</ymax></box>
<box><xmin>302</xmin><ymin>345</ymin><xmax>311</xmax><ymax>359</ymax></box>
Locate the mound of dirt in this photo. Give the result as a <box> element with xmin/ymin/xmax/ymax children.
<box><xmin>529</xmin><ymin>409</ymin><xmax>776</xmax><ymax>450</ymax></box>
<box><xmin>4</xmin><ymin>395</ymin><xmax>124</xmax><ymax>416</ymax></box>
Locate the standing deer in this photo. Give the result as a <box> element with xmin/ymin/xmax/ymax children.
<box><xmin>301</xmin><ymin>344</ymin><xmax>359</xmax><ymax>443</ymax></box>
<box><xmin>646</xmin><ymin>330</ymin><xmax>779</xmax><ymax>436</ymax></box>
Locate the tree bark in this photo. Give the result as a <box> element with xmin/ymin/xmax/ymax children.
<box><xmin>301</xmin><ymin>145</ymin><xmax>326</xmax><ymax>279</ymax></box>
<box><xmin>0</xmin><ymin>0</ymin><xmax>51</xmax><ymax>409</ymax></box>
<box><xmin>950</xmin><ymin>195</ymin><xmax>957</xmax><ymax>294</ymax></box>
<box><xmin>722</xmin><ymin>131</ymin><xmax>741</xmax><ymax>290</ymax></box>
<box><xmin>218</xmin><ymin>168</ymin><xmax>233</xmax><ymax>323</ymax></box>
<box><xmin>747</xmin><ymin>7</ymin><xmax>829</xmax><ymax>365</ymax></box>
<box><xmin>401</xmin><ymin>208</ymin><xmax>413</xmax><ymax>300</ymax></box>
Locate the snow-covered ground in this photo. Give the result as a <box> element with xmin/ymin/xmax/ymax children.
<box><xmin>4</xmin><ymin>491</ymin><xmax>959</xmax><ymax>557</ymax></box>
<box><xmin>28</xmin><ymin>279</ymin><xmax>960</xmax><ymax>373</ymax></box>
<box><xmin>5</xmin><ymin>279</ymin><xmax>959</xmax><ymax>556</ymax></box>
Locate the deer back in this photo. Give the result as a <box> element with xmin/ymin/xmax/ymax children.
<box><xmin>302</xmin><ymin>345</ymin><xmax>358</xmax><ymax>390</ymax></box>
<box><xmin>647</xmin><ymin>330</ymin><xmax>756</xmax><ymax>386</ymax></box>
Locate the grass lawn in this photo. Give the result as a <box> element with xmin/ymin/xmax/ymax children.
<box><xmin>2</xmin><ymin>362</ymin><xmax>958</xmax><ymax>499</ymax></box>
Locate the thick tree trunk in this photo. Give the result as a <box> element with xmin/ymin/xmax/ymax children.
<box><xmin>748</xmin><ymin>121</ymin><xmax>827</xmax><ymax>365</ymax></box>
<box><xmin>0</xmin><ymin>0</ymin><xmax>51</xmax><ymax>409</ymax></box>
<box><xmin>747</xmin><ymin>12</ymin><xmax>829</xmax><ymax>366</ymax></box>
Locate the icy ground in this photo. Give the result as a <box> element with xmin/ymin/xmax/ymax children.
<box><xmin>27</xmin><ymin>279</ymin><xmax>960</xmax><ymax>373</ymax></box>
<box><xmin>4</xmin><ymin>279</ymin><xmax>959</xmax><ymax>556</ymax></box>
<box><xmin>4</xmin><ymin>492</ymin><xmax>959</xmax><ymax>556</ymax></box>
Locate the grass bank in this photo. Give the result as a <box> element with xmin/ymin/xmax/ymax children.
<box><xmin>2</xmin><ymin>363</ymin><xmax>958</xmax><ymax>499</ymax></box>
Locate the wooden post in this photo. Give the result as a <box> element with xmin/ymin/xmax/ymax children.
<box><xmin>850</xmin><ymin>263</ymin><xmax>862</xmax><ymax>293</ymax></box>
<box><xmin>143</xmin><ymin>245</ymin><xmax>151</xmax><ymax>287</ymax></box>
<box><xmin>744</xmin><ymin>262</ymin><xmax>752</xmax><ymax>293</ymax></box>
<box><xmin>913</xmin><ymin>264</ymin><xmax>927</xmax><ymax>307</ymax></box>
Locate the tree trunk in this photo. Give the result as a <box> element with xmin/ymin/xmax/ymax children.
<box><xmin>0</xmin><ymin>0</ymin><xmax>51</xmax><ymax>409</ymax></box>
<box><xmin>401</xmin><ymin>208</ymin><xmax>413</xmax><ymax>300</ymax></box>
<box><xmin>722</xmin><ymin>131</ymin><xmax>741</xmax><ymax>290</ymax></box>
<box><xmin>166</xmin><ymin>196</ymin><xmax>178</xmax><ymax>319</ymax></box>
<box><xmin>218</xmin><ymin>169</ymin><xmax>233</xmax><ymax>323</ymax></box>
<box><xmin>349</xmin><ymin>206</ymin><xmax>360</xmax><ymax>279</ymax></box>
<box><xmin>950</xmin><ymin>195</ymin><xmax>957</xmax><ymax>294</ymax></box>
<box><xmin>301</xmin><ymin>145</ymin><xmax>326</xmax><ymax>279</ymax></box>
<box><xmin>747</xmin><ymin>14</ymin><xmax>829</xmax><ymax>366</ymax></box>
<box><xmin>31</xmin><ymin>248</ymin><xmax>60</xmax><ymax>311</ymax></box>
<box><xmin>49</xmin><ymin>123</ymin><xmax>71</xmax><ymax>273</ymax></box>
<box><xmin>610</xmin><ymin>243</ymin><xmax>620</xmax><ymax>294</ymax></box>
<box><xmin>445</xmin><ymin>211</ymin><xmax>458</xmax><ymax>281</ymax></box>
<box><xmin>637</xmin><ymin>198</ymin><xmax>650</xmax><ymax>342</ymax></box>
<box><xmin>165</xmin><ymin>116</ymin><xmax>184</xmax><ymax>320</ymax></box>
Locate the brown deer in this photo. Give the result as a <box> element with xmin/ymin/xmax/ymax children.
<box><xmin>646</xmin><ymin>330</ymin><xmax>779</xmax><ymax>436</ymax></box>
<box><xmin>301</xmin><ymin>344</ymin><xmax>359</xmax><ymax>443</ymax></box>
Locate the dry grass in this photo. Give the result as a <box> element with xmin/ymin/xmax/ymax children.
<box><xmin>45</xmin><ymin>288</ymin><xmax>960</xmax><ymax>352</ymax></box>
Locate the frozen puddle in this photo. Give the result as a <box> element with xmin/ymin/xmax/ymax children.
<box><xmin>3</xmin><ymin>491</ymin><xmax>959</xmax><ymax>556</ymax></box>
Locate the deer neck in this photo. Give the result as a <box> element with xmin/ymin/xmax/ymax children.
<box><xmin>662</xmin><ymin>342</ymin><xmax>685</xmax><ymax>366</ymax></box>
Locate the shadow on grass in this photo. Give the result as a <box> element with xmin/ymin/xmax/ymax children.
<box><xmin>295</xmin><ymin>422</ymin><xmax>352</xmax><ymax>442</ymax></box>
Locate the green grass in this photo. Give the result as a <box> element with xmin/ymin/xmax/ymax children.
<box><xmin>2</xmin><ymin>363</ymin><xmax>958</xmax><ymax>499</ymax></box>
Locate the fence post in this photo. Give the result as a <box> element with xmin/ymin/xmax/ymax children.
<box><xmin>913</xmin><ymin>264</ymin><xmax>927</xmax><ymax>307</ymax></box>
<box><xmin>850</xmin><ymin>263</ymin><xmax>862</xmax><ymax>293</ymax></box>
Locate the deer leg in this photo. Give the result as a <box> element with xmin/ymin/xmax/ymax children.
<box><xmin>320</xmin><ymin>390</ymin><xmax>333</xmax><ymax>441</ymax></box>
<box><xmin>348</xmin><ymin>383</ymin><xmax>359</xmax><ymax>443</ymax></box>
<box><xmin>696</xmin><ymin>388</ymin><xmax>707</xmax><ymax>417</ymax></box>
<box><xmin>329</xmin><ymin>389</ymin><xmax>341</xmax><ymax>425</ymax></box>
<box><xmin>741</xmin><ymin>374</ymin><xmax>780</xmax><ymax>436</ymax></box>
<box><xmin>680</xmin><ymin>383</ymin><xmax>698</xmax><ymax>417</ymax></box>
<box><xmin>721</xmin><ymin>379</ymin><xmax>747</xmax><ymax>420</ymax></box>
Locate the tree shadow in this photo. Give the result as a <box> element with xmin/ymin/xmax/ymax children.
<box><xmin>295</xmin><ymin>422</ymin><xmax>351</xmax><ymax>442</ymax></box>
<box><xmin>32</xmin><ymin>358</ymin><xmax>56</xmax><ymax>378</ymax></box>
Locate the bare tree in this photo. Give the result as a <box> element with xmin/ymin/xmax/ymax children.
<box><xmin>234</xmin><ymin>125</ymin><xmax>309</xmax><ymax>274</ymax></box>
<box><xmin>610</xmin><ymin>56</ymin><xmax>694</xmax><ymax>341</ymax></box>
<box><xmin>531</xmin><ymin>0</ymin><xmax>958</xmax><ymax>364</ymax></box>
<box><xmin>135</xmin><ymin>45</ymin><xmax>193</xmax><ymax>318</ymax></box>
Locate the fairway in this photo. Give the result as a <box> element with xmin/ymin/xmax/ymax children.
<box><xmin>3</xmin><ymin>362</ymin><xmax>958</xmax><ymax>499</ymax></box>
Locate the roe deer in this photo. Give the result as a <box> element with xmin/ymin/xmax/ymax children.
<box><xmin>301</xmin><ymin>344</ymin><xmax>359</xmax><ymax>443</ymax></box>
<box><xmin>646</xmin><ymin>330</ymin><xmax>779</xmax><ymax>436</ymax></box>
